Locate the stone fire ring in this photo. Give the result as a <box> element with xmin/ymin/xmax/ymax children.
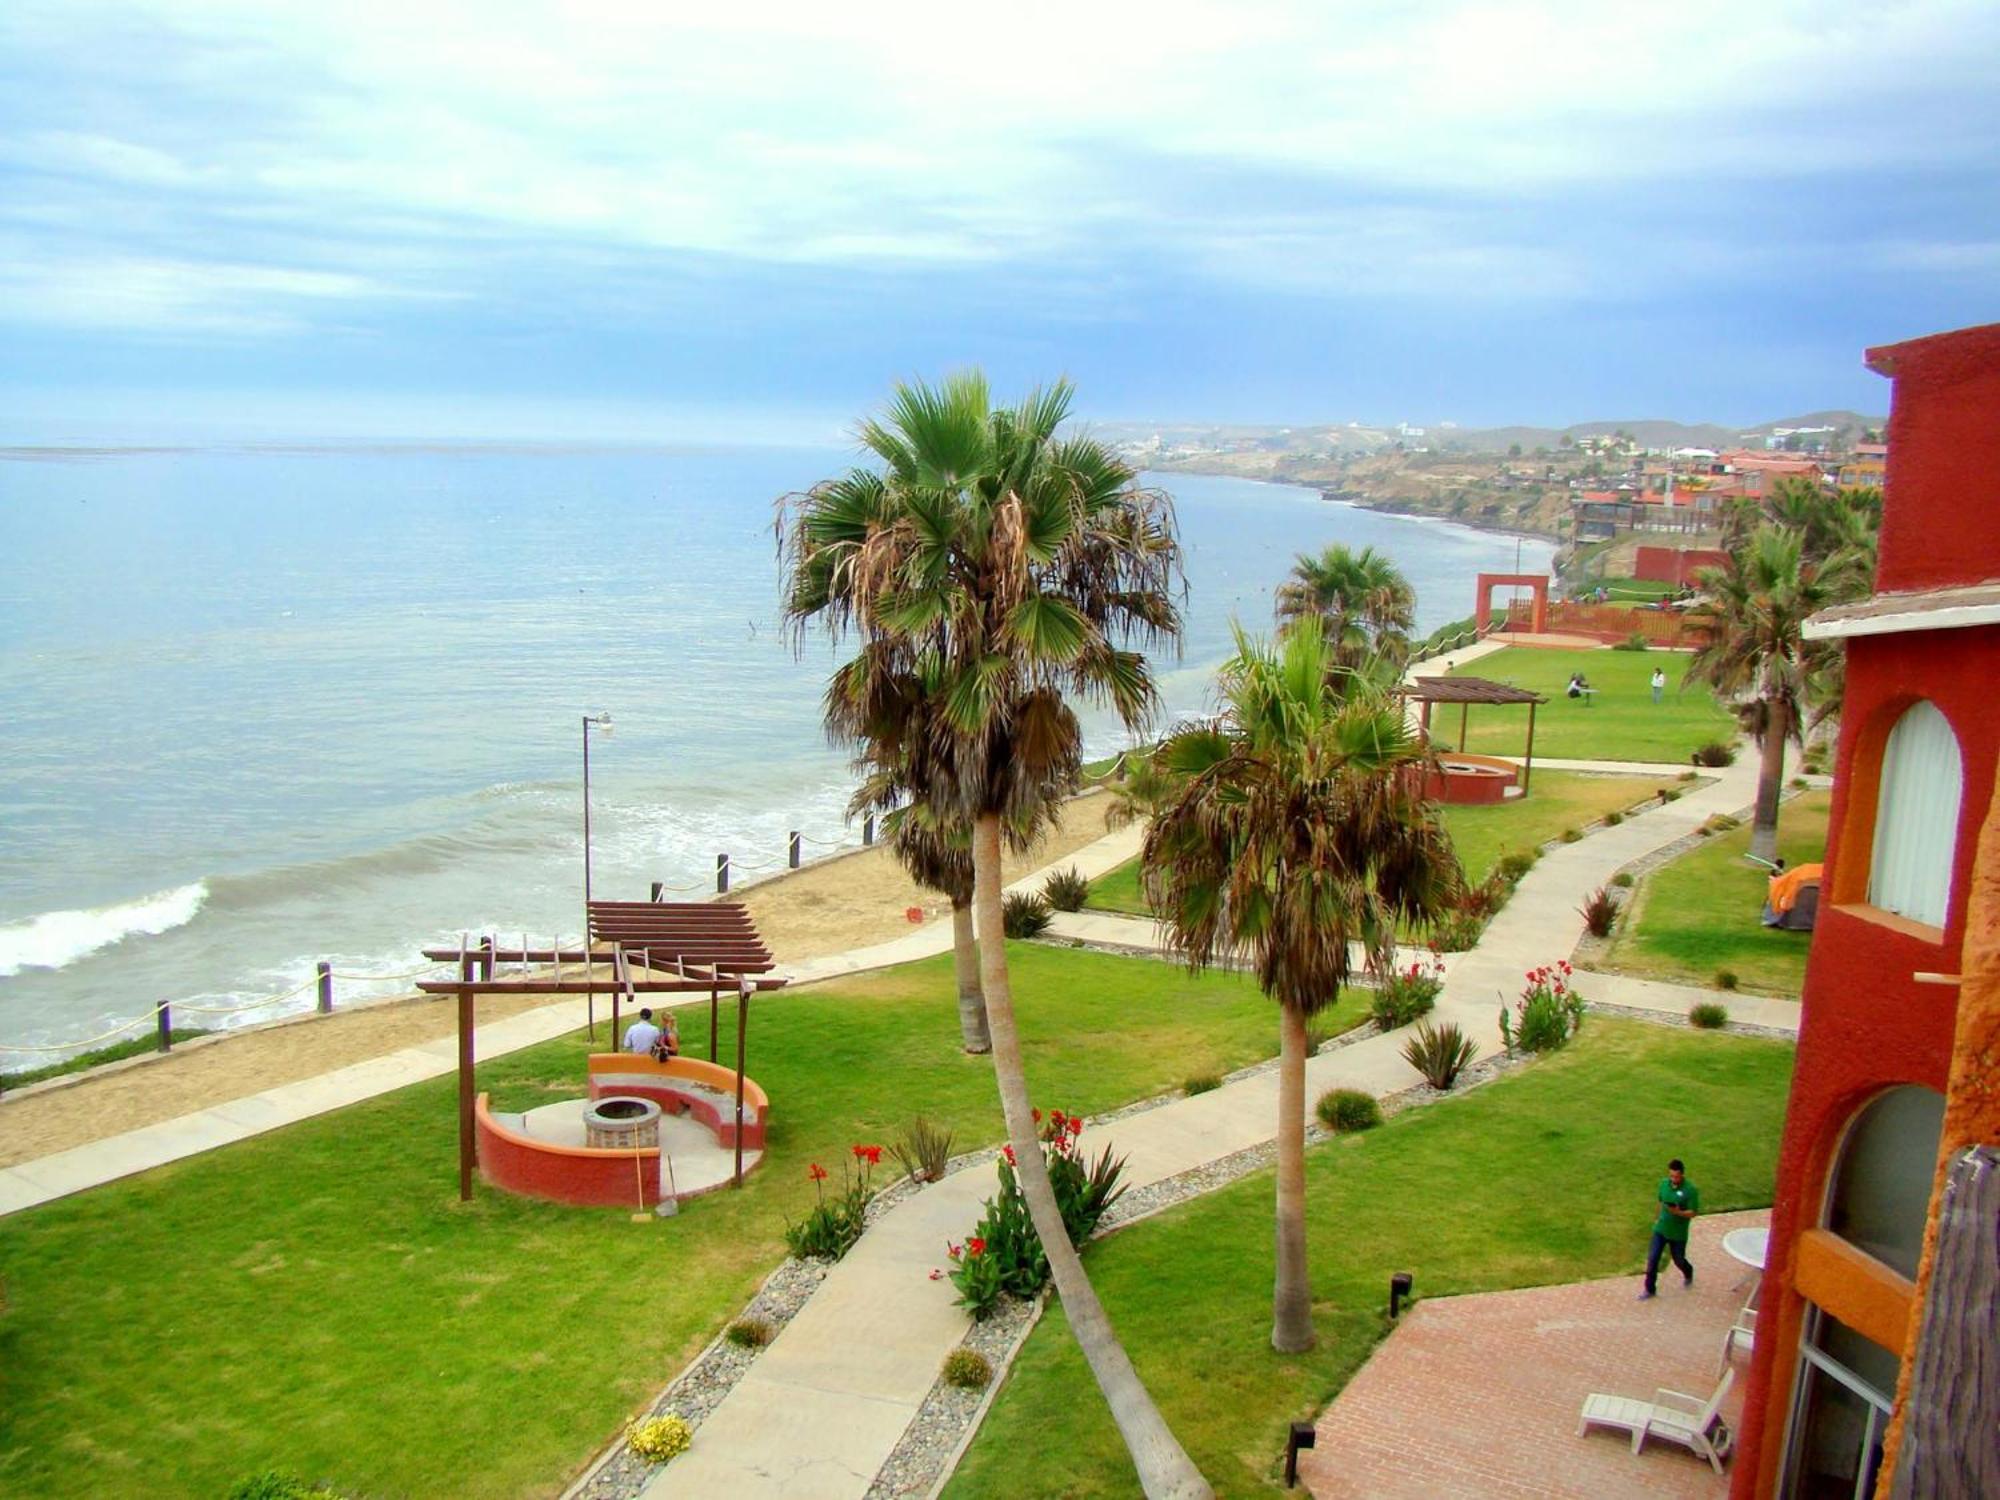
<box><xmin>582</xmin><ymin>1095</ymin><xmax>662</xmax><ymax>1150</ymax></box>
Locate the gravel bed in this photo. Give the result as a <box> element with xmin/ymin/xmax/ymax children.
<box><xmin>568</xmin><ymin>1255</ymin><xmax>827</xmax><ymax>1500</ymax></box>
<box><xmin>1589</xmin><ymin>1000</ymin><xmax>1798</xmax><ymax>1041</ymax></box>
<box><xmin>863</xmin><ymin>1292</ymin><xmax>1041</xmax><ymax>1499</ymax></box>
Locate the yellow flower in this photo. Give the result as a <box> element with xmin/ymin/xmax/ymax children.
<box><xmin>627</xmin><ymin>1413</ymin><xmax>692</xmax><ymax>1464</ymax></box>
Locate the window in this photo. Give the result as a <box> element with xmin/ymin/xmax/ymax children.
<box><xmin>1784</xmin><ymin>1312</ymin><xmax>1898</xmax><ymax>1500</ymax></box>
<box><xmin>1866</xmin><ymin>701</ymin><xmax>1961</xmax><ymax>927</ymax></box>
<box><xmin>1825</xmin><ymin>1085</ymin><xmax>1946</xmax><ymax>1279</ymax></box>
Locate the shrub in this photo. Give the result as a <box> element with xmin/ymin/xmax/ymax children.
<box><xmin>1401</xmin><ymin>1020</ymin><xmax>1478</xmax><ymax>1090</ymax></box>
<box><xmin>890</xmin><ymin>1115</ymin><xmax>955</xmax><ymax>1184</ymax></box>
<box><xmin>726</xmin><ymin>1317</ymin><xmax>773</xmax><ymax>1349</ymax></box>
<box><xmin>1183</xmin><ymin>1070</ymin><xmax>1222</xmax><ymax>1096</ymax></box>
<box><xmin>1678</xmin><ymin>769</ymin><xmax>1699</xmax><ymax>782</ymax></box>
<box><xmin>784</xmin><ymin>1146</ymin><xmax>882</xmax><ymax>1260</ymax></box>
<box><xmin>1706</xmin><ymin>813</ymin><xmax>1740</xmax><ymax>831</ymax></box>
<box><xmin>1002</xmin><ymin>891</ymin><xmax>1053</xmax><ymax>938</ymax></box>
<box><xmin>950</xmin><ymin>1110</ymin><xmax>1126</xmax><ymax>1318</ymax></box>
<box><xmin>227</xmin><ymin>1475</ymin><xmax>338</xmax><ymax>1500</ymax></box>
<box><xmin>1317</xmin><ymin>1087</ymin><xmax>1382</xmax><ymax>1133</ymax></box>
<box><xmin>942</xmin><ymin>1347</ymin><xmax>993</xmax><ymax>1389</ymax></box>
<box><xmin>1611</xmin><ymin>871</ymin><xmax>1635</xmax><ymax>888</ymax></box>
<box><xmin>1370</xmin><ymin>954</ymin><xmax>1444</xmax><ymax>1029</ymax></box>
<box><xmin>1790</xmin><ymin>775</ymin><xmax>1809</xmax><ymax>790</ymax></box>
<box><xmin>1613</xmin><ymin>631</ymin><xmax>1650</xmax><ymax>652</ymax></box>
<box><xmin>1496</xmin><ymin>850</ymin><xmax>1538</xmax><ymax>883</ymax></box>
<box><xmin>1578</xmin><ymin>886</ymin><xmax>1618</xmax><ymax>938</ymax></box>
<box><xmin>1692</xmin><ymin>741</ymin><xmax>1737</xmax><ymax>767</ymax></box>
<box><xmin>1560</xmin><ymin>826</ymin><xmax>1584</xmax><ymax>843</ymax></box>
<box><xmin>1659</xmin><ymin>788</ymin><xmax>1681</xmax><ymax>803</ymax></box>
<box><xmin>1715</xmin><ymin>969</ymin><xmax>1740</xmax><ymax>991</ymax></box>
<box><xmin>1430</xmin><ymin>909</ymin><xmax>1487</xmax><ymax>952</ymax></box>
<box><xmin>1498</xmin><ymin>962</ymin><xmax>1585</xmax><ymax>1054</ymax></box>
<box><xmin>1603</xmin><ymin>809</ymin><xmax>1623</xmax><ymax>826</ymax></box>
<box><xmin>628</xmin><ymin>1413</ymin><xmax>693</xmax><ymax>1464</ymax></box>
<box><xmin>1041</xmin><ymin>866</ymin><xmax>1090</xmax><ymax>912</ymax></box>
<box><xmin>1690</xmin><ymin>1002</ymin><xmax>1730</xmax><ymax>1029</ymax></box>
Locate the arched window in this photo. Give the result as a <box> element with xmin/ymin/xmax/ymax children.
<box><xmin>1866</xmin><ymin>701</ymin><xmax>1961</xmax><ymax>928</ymax></box>
<box><xmin>1786</xmin><ymin>1086</ymin><xmax>1947</xmax><ymax>1498</ymax></box>
<box><xmin>1824</xmin><ymin>1084</ymin><xmax>1946</xmax><ymax>1279</ymax></box>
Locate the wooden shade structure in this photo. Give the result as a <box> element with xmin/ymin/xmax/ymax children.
<box><xmin>418</xmin><ymin>900</ymin><xmax>786</xmax><ymax>1201</ymax></box>
<box><xmin>1398</xmin><ymin>676</ymin><xmax>1548</xmax><ymax>790</ymax></box>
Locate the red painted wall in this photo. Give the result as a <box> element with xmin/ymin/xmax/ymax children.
<box><xmin>1868</xmin><ymin>321</ymin><xmax>2000</xmax><ymax>595</ymax></box>
<box><xmin>476</xmin><ymin>1098</ymin><xmax>665</xmax><ymax>1209</ymax></box>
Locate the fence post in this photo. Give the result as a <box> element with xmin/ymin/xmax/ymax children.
<box><xmin>863</xmin><ymin>813</ymin><xmax>875</xmax><ymax>846</ymax></box>
<box><xmin>317</xmin><ymin>961</ymin><xmax>334</xmax><ymax>1015</ymax></box>
<box><xmin>716</xmin><ymin>853</ymin><xmax>730</xmax><ymax>894</ymax></box>
<box><xmin>157</xmin><ymin>1002</ymin><xmax>173</xmax><ymax>1054</ymax></box>
<box><xmin>481</xmin><ymin>935</ymin><xmax>496</xmax><ymax>982</ymax></box>
<box><xmin>651</xmin><ymin>881</ymin><xmax>664</xmax><ymax>902</ymax></box>
<box><xmin>789</xmin><ymin>831</ymin><xmax>802</xmax><ymax>869</ymax></box>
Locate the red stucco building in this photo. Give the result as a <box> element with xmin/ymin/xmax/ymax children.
<box><xmin>1731</xmin><ymin>322</ymin><xmax>2000</xmax><ymax>1496</ymax></box>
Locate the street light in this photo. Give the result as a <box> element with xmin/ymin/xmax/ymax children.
<box><xmin>582</xmin><ymin>712</ymin><xmax>613</xmax><ymax>1038</ymax></box>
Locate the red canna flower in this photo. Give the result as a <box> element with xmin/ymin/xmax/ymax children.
<box><xmin>966</xmin><ymin>1237</ymin><xmax>987</xmax><ymax>1257</ymax></box>
<box><xmin>946</xmin><ymin>1240</ymin><xmax>961</xmax><ymax>1260</ymax></box>
<box><xmin>1032</xmin><ymin>1108</ymin><xmax>1042</xmax><ymax>1124</ymax></box>
<box><xmin>1002</xmin><ymin>1144</ymin><xmax>1016</xmax><ymax>1167</ymax></box>
<box><xmin>854</xmin><ymin>1144</ymin><xmax>883</xmax><ymax>1166</ymax></box>
<box><xmin>929</xmin><ymin>1269</ymin><xmax>943</xmax><ymax>1280</ymax></box>
<box><xmin>808</xmin><ymin>1163</ymin><xmax>828</xmax><ymax>1182</ymax></box>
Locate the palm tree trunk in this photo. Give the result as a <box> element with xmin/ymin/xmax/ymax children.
<box><xmin>951</xmin><ymin>897</ymin><xmax>990</xmax><ymax>1054</ymax></box>
<box><xmin>1751</xmin><ymin>699</ymin><xmax>1788</xmax><ymax>864</ymax></box>
<box><xmin>972</xmin><ymin>813</ymin><xmax>1212</xmax><ymax>1500</ymax></box>
<box><xmin>1272</xmin><ymin>1003</ymin><xmax>1315</xmax><ymax>1352</ymax></box>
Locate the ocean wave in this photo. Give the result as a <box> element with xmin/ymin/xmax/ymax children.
<box><xmin>0</xmin><ymin>882</ymin><xmax>209</xmax><ymax>977</ymax></box>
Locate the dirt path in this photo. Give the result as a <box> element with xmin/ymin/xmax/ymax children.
<box><xmin>0</xmin><ymin>794</ymin><xmax>1119</xmax><ymax>1168</ymax></box>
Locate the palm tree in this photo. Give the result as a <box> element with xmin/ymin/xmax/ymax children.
<box><xmin>1144</xmin><ymin>618</ymin><xmax>1459</xmax><ymax>1352</ymax></box>
<box><xmin>1102</xmin><ymin>748</ymin><xmax>1179</xmax><ymax>832</ymax></box>
<box><xmin>880</xmin><ymin>800</ymin><xmax>988</xmax><ymax>1052</ymax></box>
<box><xmin>1274</xmin><ymin>543</ymin><xmax>1416</xmax><ymax>667</ymax></box>
<box><xmin>1686</xmin><ymin>525</ymin><xmax>1842</xmax><ymax>862</ymax></box>
<box><xmin>779</xmin><ymin>372</ymin><xmax>1209</xmax><ymax>1499</ymax></box>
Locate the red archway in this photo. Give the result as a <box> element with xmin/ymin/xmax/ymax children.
<box><xmin>1474</xmin><ymin>572</ymin><xmax>1549</xmax><ymax>636</ymax></box>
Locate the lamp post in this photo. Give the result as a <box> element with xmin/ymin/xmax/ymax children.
<box><xmin>582</xmin><ymin>711</ymin><xmax>613</xmax><ymax>1038</ymax></box>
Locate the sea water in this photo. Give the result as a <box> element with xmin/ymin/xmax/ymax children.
<box><xmin>0</xmin><ymin>444</ymin><xmax>1552</xmax><ymax>1057</ymax></box>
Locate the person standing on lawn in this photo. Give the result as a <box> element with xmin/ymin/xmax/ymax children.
<box><xmin>1651</xmin><ymin>666</ymin><xmax>1666</xmax><ymax>704</ymax></box>
<box><xmin>1640</xmin><ymin>1158</ymin><xmax>1700</xmax><ymax>1298</ymax></box>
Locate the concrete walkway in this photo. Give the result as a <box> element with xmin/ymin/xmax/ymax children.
<box><xmin>644</xmin><ymin>752</ymin><xmax>1776</xmax><ymax>1499</ymax></box>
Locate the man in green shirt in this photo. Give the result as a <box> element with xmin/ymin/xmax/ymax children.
<box><xmin>1639</xmin><ymin>1158</ymin><xmax>1699</xmax><ymax>1299</ymax></box>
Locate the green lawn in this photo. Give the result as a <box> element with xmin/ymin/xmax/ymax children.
<box><xmin>944</xmin><ymin>1022</ymin><xmax>1794</xmax><ymax>1499</ymax></box>
<box><xmin>1603</xmin><ymin>791</ymin><xmax>1832</xmax><ymax>995</ymax></box>
<box><xmin>1451</xmin><ymin>647</ymin><xmax>1736</xmax><ymax>763</ymax></box>
<box><xmin>0</xmin><ymin>944</ymin><xmax>1306</xmax><ymax>1500</ymax></box>
<box><xmin>1087</xmin><ymin>770</ymin><xmax>1666</xmax><ymax>916</ymax></box>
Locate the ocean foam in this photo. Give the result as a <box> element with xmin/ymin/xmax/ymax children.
<box><xmin>0</xmin><ymin>882</ymin><xmax>208</xmax><ymax>977</ymax></box>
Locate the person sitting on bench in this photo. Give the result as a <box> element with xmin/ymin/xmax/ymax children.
<box><xmin>1566</xmin><ymin>673</ymin><xmax>1595</xmax><ymax>702</ymax></box>
<box><xmin>623</xmin><ymin>1008</ymin><xmax>662</xmax><ymax>1056</ymax></box>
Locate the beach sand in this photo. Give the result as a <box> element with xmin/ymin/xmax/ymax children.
<box><xmin>0</xmin><ymin>793</ymin><xmax>1121</xmax><ymax>1169</ymax></box>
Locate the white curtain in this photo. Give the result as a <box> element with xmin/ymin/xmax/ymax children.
<box><xmin>1867</xmin><ymin>700</ymin><xmax>1962</xmax><ymax>927</ymax></box>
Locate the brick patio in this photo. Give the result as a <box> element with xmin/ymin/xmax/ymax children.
<box><xmin>1300</xmin><ymin>1211</ymin><xmax>1767</xmax><ymax>1499</ymax></box>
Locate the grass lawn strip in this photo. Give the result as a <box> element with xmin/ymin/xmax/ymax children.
<box><xmin>0</xmin><ymin>943</ymin><xmax>1285</xmax><ymax>1500</ymax></box>
<box><xmin>942</xmin><ymin>1021</ymin><xmax>1794</xmax><ymax>1498</ymax></box>
<box><xmin>1604</xmin><ymin>790</ymin><xmax>1832</xmax><ymax>995</ymax></box>
<box><xmin>1450</xmin><ymin>646</ymin><xmax>1736</xmax><ymax>763</ymax></box>
<box><xmin>1087</xmin><ymin>768</ymin><xmax>1669</xmax><ymax>917</ymax></box>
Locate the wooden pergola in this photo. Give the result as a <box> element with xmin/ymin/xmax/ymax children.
<box><xmin>1399</xmin><ymin>676</ymin><xmax>1549</xmax><ymax>791</ymax></box>
<box><xmin>419</xmin><ymin>900</ymin><xmax>786</xmax><ymax>1201</ymax></box>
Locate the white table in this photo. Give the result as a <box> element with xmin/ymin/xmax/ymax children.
<box><xmin>1722</xmin><ymin>1226</ymin><xmax>1770</xmax><ymax>1272</ymax></box>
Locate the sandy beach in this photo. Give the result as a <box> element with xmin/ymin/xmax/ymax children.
<box><xmin>0</xmin><ymin>793</ymin><xmax>1121</xmax><ymax>1168</ymax></box>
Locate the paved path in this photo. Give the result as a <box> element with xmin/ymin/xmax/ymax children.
<box><xmin>1303</xmin><ymin>1211</ymin><xmax>1765</xmax><ymax>1499</ymax></box>
<box><xmin>644</xmin><ymin>752</ymin><xmax>1775</xmax><ymax>1499</ymax></box>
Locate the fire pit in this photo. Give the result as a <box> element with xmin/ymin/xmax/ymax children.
<box><xmin>582</xmin><ymin>1096</ymin><xmax>661</xmax><ymax>1150</ymax></box>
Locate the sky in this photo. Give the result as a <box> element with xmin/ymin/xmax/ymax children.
<box><xmin>2</xmin><ymin>0</ymin><xmax>1996</xmax><ymax>442</ymax></box>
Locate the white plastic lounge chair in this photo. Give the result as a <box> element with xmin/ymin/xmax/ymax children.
<box><xmin>1719</xmin><ymin>1303</ymin><xmax>1757</xmax><ymax>1373</ymax></box>
<box><xmin>1577</xmin><ymin>1367</ymin><xmax>1735</xmax><ymax>1474</ymax></box>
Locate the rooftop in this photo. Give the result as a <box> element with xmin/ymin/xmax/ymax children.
<box><xmin>1802</xmin><ymin>580</ymin><xmax>2000</xmax><ymax>640</ymax></box>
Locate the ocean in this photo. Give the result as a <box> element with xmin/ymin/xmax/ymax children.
<box><xmin>0</xmin><ymin>444</ymin><xmax>1553</xmax><ymax>1059</ymax></box>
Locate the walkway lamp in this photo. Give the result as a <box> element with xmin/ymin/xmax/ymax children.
<box><xmin>582</xmin><ymin>711</ymin><xmax>613</xmax><ymax>1036</ymax></box>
